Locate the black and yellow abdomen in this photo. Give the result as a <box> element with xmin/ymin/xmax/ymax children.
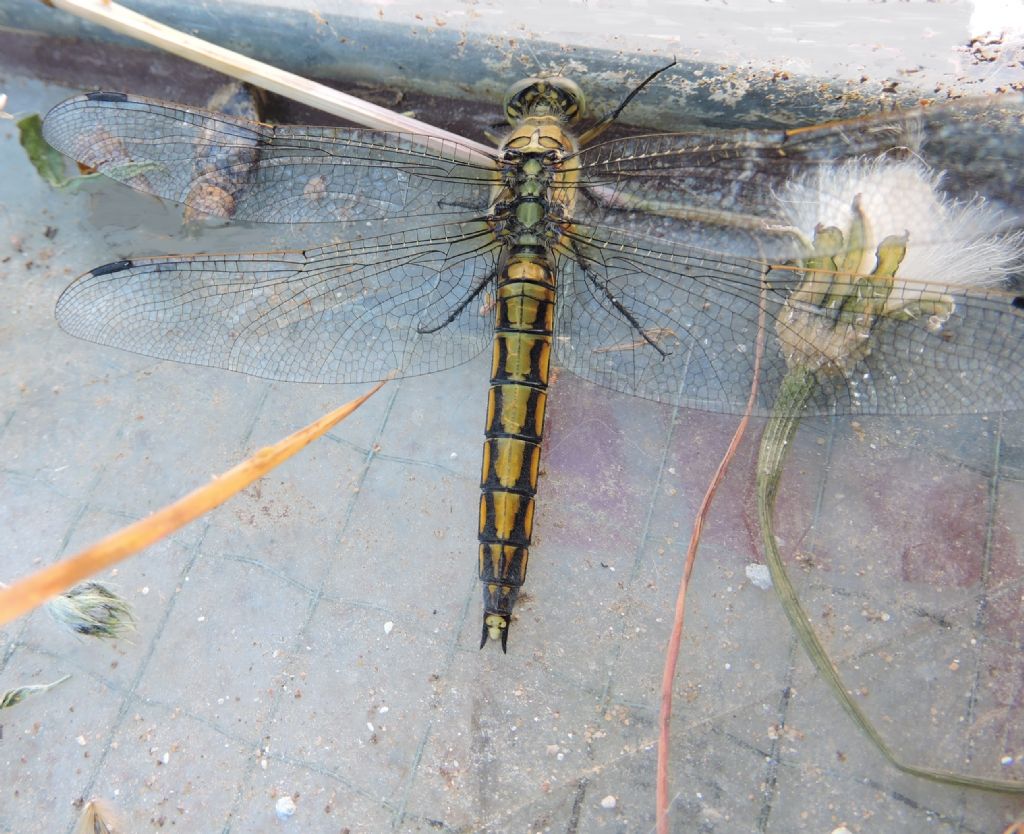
<box><xmin>478</xmin><ymin>256</ymin><xmax>556</xmax><ymax>649</ymax></box>
<box><xmin>477</xmin><ymin>77</ymin><xmax>582</xmax><ymax>650</ymax></box>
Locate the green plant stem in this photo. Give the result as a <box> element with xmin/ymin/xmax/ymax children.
<box><xmin>757</xmin><ymin>365</ymin><xmax>1024</xmax><ymax>793</ymax></box>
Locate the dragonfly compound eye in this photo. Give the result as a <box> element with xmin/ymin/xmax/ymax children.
<box><xmin>503</xmin><ymin>77</ymin><xmax>586</xmax><ymax>125</ymax></box>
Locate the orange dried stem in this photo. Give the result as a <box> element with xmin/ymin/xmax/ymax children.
<box><xmin>0</xmin><ymin>380</ymin><xmax>387</xmax><ymax>625</ymax></box>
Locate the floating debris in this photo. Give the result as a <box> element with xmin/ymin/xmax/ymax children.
<box><xmin>48</xmin><ymin>581</ymin><xmax>136</xmax><ymax>639</ymax></box>
<box><xmin>0</xmin><ymin>674</ymin><xmax>71</xmax><ymax>710</ymax></box>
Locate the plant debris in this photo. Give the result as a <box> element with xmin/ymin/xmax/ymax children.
<box><xmin>0</xmin><ymin>674</ymin><xmax>71</xmax><ymax>710</ymax></box>
<box><xmin>48</xmin><ymin>582</ymin><xmax>136</xmax><ymax>639</ymax></box>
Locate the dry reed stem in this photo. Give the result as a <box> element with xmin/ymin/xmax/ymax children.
<box><xmin>0</xmin><ymin>381</ymin><xmax>386</xmax><ymax>626</ymax></box>
<box><xmin>44</xmin><ymin>0</ymin><xmax>493</xmax><ymax>162</ymax></box>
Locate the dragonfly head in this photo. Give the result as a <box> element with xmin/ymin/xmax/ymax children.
<box><xmin>503</xmin><ymin>77</ymin><xmax>586</xmax><ymax>125</ymax></box>
<box><xmin>480</xmin><ymin>613</ymin><xmax>510</xmax><ymax>652</ymax></box>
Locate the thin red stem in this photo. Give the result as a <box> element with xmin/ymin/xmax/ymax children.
<box><xmin>656</xmin><ymin>288</ymin><xmax>767</xmax><ymax>834</ymax></box>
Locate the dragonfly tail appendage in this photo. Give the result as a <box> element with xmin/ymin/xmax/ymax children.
<box><xmin>477</xmin><ymin>256</ymin><xmax>555</xmax><ymax>651</ymax></box>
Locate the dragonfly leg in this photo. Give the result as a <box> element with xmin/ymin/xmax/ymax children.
<box><xmin>416</xmin><ymin>267</ymin><xmax>498</xmax><ymax>334</ymax></box>
<box><xmin>569</xmin><ymin>238</ymin><xmax>671</xmax><ymax>356</ymax></box>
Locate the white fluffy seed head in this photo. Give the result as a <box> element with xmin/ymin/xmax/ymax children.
<box><xmin>776</xmin><ymin>157</ymin><xmax>1022</xmax><ymax>287</ymax></box>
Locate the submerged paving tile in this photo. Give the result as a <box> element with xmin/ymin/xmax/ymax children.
<box><xmin>3</xmin><ymin>63</ymin><xmax>1022</xmax><ymax>834</ymax></box>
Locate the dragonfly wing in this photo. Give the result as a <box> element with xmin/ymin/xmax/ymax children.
<box><xmin>555</xmin><ymin>226</ymin><xmax>1024</xmax><ymax>417</ymax></box>
<box><xmin>55</xmin><ymin>222</ymin><xmax>499</xmax><ymax>383</ymax></box>
<box><xmin>807</xmin><ymin>286</ymin><xmax>1024</xmax><ymax>416</ymax></box>
<box><xmin>574</xmin><ymin>96</ymin><xmax>1024</xmax><ymax>261</ymax></box>
<box><xmin>552</xmin><ymin>228</ymin><xmax>778</xmax><ymax>415</ymax></box>
<box><xmin>42</xmin><ymin>92</ymin><xmax>497</xmax><ymax>223</ymax></box>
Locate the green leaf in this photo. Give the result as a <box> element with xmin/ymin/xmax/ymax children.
<box><xmin>17</xmin><ymin>113</ymin><xmax>72</xmax><ymax>188</ymax></box>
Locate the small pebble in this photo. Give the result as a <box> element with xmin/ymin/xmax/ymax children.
<box><xmin>275</xmin><ymin>796</ymin><xmax>296</xmax><ymax>819</ymax></box>
<box><xmin>383</xmin><ymin>621</ymin><xmax>394</xmax><ymax>635</ymax></box>
<box><xmin>745</xmin><ymin>563</ymin><xmax>772</xmax><ymax>590</ymax></box>
<box><xmin>600</xmin><ymin>795</ymin><xmax>616</xmax><ymax>809</ymax></box>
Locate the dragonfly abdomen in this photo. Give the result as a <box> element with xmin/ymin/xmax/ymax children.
<box><xmin>478</xmin><ymin>255</ymin><xmax>556</xmax><ymax>651</ymax></box>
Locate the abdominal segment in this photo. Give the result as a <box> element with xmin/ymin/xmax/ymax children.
<box><xmin>478</xmin><ymin>256</ymin><xmax>556</xmax><ymax>642</ymax></box>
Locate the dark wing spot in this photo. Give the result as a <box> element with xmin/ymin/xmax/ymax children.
<box><xmin>85</xmin><ymin>91</ymin><xmax>129</xmax><ymax>103</ymax></box>
<box><xmin>89</xmin><ymin>259</ymin><xmax>134</xmax><ymax>277</ymax></box>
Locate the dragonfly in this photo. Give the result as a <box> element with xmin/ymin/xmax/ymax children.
<box><xmin>41</xmin><ymin>69</ymin><xmax>1024</xmax><ymax>651</ymax></box>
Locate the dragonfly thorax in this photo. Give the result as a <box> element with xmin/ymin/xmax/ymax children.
<box><xmin>490</xmin><ymin>154</ymin><xmax>574</xmax><ymax>251</ymax></box>
<box><xmin>491</xmin><ymin>120</ymin><xmax>580</xmax><ymax>252</ymax></box>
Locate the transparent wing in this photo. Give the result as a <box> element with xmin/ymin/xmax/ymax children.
<box><xmin>55</xmin><ymin>222</ymin><xmax>499</xmax><ymax>383</ymax></box>
<box><xmin>573</xmin><ymin>95</ymin><xmax>1024</xmax><ymax>260</ymax></box>
<box><xmin>555</xmin><ymin>225</ymin><xmax>1024</xmax><ymax>417</ymax></box>
<box><xmin>552</xmin><ymin>232</ymin><xmax>771</xmax><ymax>413</ymax></box>
<box><xmin>42</xmin><ymin>92</ymin><xmax>498</xmax><ymax>223</ymax></box>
